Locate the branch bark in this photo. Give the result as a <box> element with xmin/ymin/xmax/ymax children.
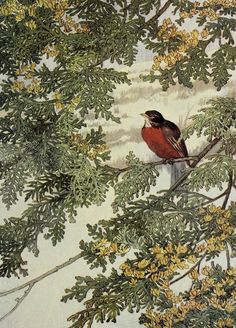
<box><xmin>170</xmin><ymin>253</ymin><xmax>207</xmax><ymax>285</ymax></box>
<box><xmin>0</xmin><ymin>283</ymin><xmax>34</xmax><ymax>322</ymax></box>
<box><xmin>168</xmin><ymin>138</ymin><xmax>220</xmax><ymax>193</ymax></box>
<box><xmin>116</xmin><ymin>156</ymin><xmax>197</xmax><ymax>174</ymax></box>
<box><xmin>222</xmin><ymin>171</ymin><xmax>233</xmax><ymax>209</ymax></box>
<box><xmin>0</xmin><ymin>253</ymin><xmax>82</xmax><ymax>298</ymax></box>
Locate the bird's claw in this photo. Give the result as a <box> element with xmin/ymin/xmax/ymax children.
<box><xmin>163</xmin><ymin>158</ymin><xmax>174</xmax><ymax>165</ymax></box>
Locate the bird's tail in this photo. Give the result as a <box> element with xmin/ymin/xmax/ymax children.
<box><xmin>171</xmin><ymin>162</ymin><xmax>186</xmax><ymax>187</ymax></box>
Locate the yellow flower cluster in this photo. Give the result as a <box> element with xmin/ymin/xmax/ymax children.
<box><xmin>27</xmin><ymin>79</ymin><xmax>44</xmax><ymax>94</ymax></box>
<box><xmin>59</xmin><ymin>16</ymin><xmax>90</xmax><ymax>34</ymax></box>
<box><xmin>24</xmin><ymin>19</ymin><xmax>37</xmax><ymax>30</ymax></box>
<box><xmin>153</xmin><ymin>19</ymin><xmax>209</xmax><ymax>70</ymax></box>
<box><xmin>0</xmin><ymin>0</ymin><xmax>37</xmax><ymax>28</ymax></box>
<box><xmin>120</xmin><ymin>243</ymin><xmax>197</xmax><ymax>287</ymax></box>
<box><xmin>69</xmin><ymin>132</ymin><xmax>108</xmax><ymax>160</ymax></box>
<box><xmin>92</xmin><ymin>238</ymin><xmax>129</xmax><ymax>257</ymax></box>
<box><xmin>145</xmin><ymin>265</ymin><xmax>236</xmax><ymax>327</ymax></box>
<box><xmin>199</xmin><ymin>205</ymin><xmax>234</xmax><ymax>251</ymax></box>
<box><xmin>180</xmin><ymin>6</ymin><xmax>219</xmax><ymax>21</ymax></box>
<box><xmin>66</xmin><ymin>96</ymin><xmax>81</xmax><ymax>112</ymax></box>
<box><xmin>179</xmin><ymin>0</ymin><xmax>236</xmax><ymax>21</ymax></box>
<box><xmin>217</xmin><ymin>317</ymin><xmax>234</xmax><ymax>328</ymax></box>
<box><xmin>0</xmin><ymin>0</ymin><xmax>89</xmax><ymax>34</ymax></box>
<box><xmin>145</xmin><ymin>299</ymin><xmax>206</xmax><ymax>328</ymax></box>
<box><xmin>16</xmin><ymin>63</ymin><xmax>36</xmax><ymax>78</ymax></box>
<box><xmin>203</xmin><ymin>0</ymin><xmax>236</xmax><ymax>7</ymax></box>
<box><xmin>11</xmin><ymin>78</ymin><xmax>43</xmax><ymax>94</ymax></box>
<box><xmin>53</xmin><ymin>91</ymin><xmax>63</xmax><ymax>110</ymax></box>
<box><xmin>43</xmin><ymin>44</ymin><xmax>60</xmax><ymax>58</ymax></box>
<box><xmin>0</xmin><ymin>0</ymin><xmax>25</xmax><ymax>20</ymax></box>
<box><xmin>178</xmin><ymin>0</ymin><xmax>236</xmax><ymax>21</ymax></box>
<box><xmin>189</xmin><ymin>266</ymin><xmax>236</xmax><ymax>315</ymax></box>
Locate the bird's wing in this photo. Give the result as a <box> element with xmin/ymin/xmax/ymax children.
<box><xmin>163</xmin><ymin>121</ymin><xmax>188</xmax><ymax>157</ymax></box>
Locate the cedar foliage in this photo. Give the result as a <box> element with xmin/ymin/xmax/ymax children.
<box><xmin>0</xmin><ymin>1</ymin><xmax>236</xmax><ymax>327</ymax></box>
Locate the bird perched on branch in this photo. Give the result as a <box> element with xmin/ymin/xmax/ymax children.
<box><xmin>141</xmin><ymin>110</ymin><xmax>190</xmax><ymax>185</ymax></box>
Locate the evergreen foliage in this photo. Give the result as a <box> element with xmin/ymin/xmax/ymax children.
<box><xmin>0</xmin><ymin>1</ymin><xmax>236</xmax><ymax>327</ymax></box>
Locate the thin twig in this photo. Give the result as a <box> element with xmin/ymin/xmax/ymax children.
<box><xmin>222</xmin><ymin>171</ymin><xmax>233</xmax><ymax>209</ymax></box>
<box><xmin>116</xmin><ymin>156</ymin><xmax>198</xmax><ymax>174</ymax></box>
<box><xmin>225</xmin><ymin>243</ymin><xmax>231</xmax><ymax>270</ymax></box>
<box><xmin>0</xmin><ymin>283</ymin><xmax>34</xmax><ymax>322</ymax></box>
<box><xmin>144</xmin><ymin>0</ymin><xmax>172</xmax><ymax>28</ymax></box>
<box><xmin>170</xmin><ymin>253</ymin><xmax>207</xmax><ymax>285</ymax></box>
<box><xmin>0</xmin><ymin>253</ymin><xmax>82</xmax><ymax>298</ymax></box>
<box><xmin>169</xmin><ymin>138</ymin><xmax>220</xmax><ymax>193</ymax></box>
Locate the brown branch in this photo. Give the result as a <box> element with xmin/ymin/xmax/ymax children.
<box><xmin>222</xmin><ymin>171</ymin><xmax>233</xmax><ymax>209</ymax></box>
<box><xmin>225</xmin><ymin>243</ymin><xmax>231</xmax><ymax>270</ymax></box>
<box><xmin>169</xmin><ymin>138</ymin><xmax>220</xmax><ymax>193</ymax></box>
<box><xmin>0</xmin><ymin>253</ymin><xmax>82</xmax><ymax>298</ymax></box>
<box><xmin>116</xmin><ymin>156</ymin><xmax>198</xmax><ymax>174</ymax></box>
<box><xmin>144</xmin><ymin>0</ymin><xmax>172</xmax><ymax>28</ymax></box>
<box><xmin>0</xmin><ymin>283</ymin><xmax>34</xmax><ymax>322</ymax></box>
<box><xmin>170</xmin><ymin>253</ymin><xmax>207</xmax><ymax>285</ymax></box>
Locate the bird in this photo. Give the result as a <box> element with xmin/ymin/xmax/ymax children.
<box><xmin>141</xmin><ymin>110</ymin><xmax>189</xmax><ymax>185</ymax></box>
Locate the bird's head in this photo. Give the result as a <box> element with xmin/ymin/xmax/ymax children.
<box><xmin>141</xmin><ymin>110</ymin><xmax>165</xmax><ymax>127</ymax></box>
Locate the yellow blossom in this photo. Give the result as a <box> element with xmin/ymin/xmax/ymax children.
<box><xmin>201</xmin><ymin>265</ymin><xmax>212</xmax><ymax>276</ymax></box>
<box><xmin>201</xmin><ymin>29</ymin><xmax>209</xmax><ymax>39</ymax></box>
<box><xmin>225</xmin><ymin>300</ymin><xmax>235</xmax><ymax>313</ymax></box>
<box><xmin>151</xmin><ymin>288</ymin><xmax>160</xmax><ymax>297</ymax></box>
<box><xmin>187</xmin><ymin>255</ymin><xmax>197</xmax><ymax>263</ymax></box>
<box><xmin>24</xmin><ymin>19</ymin><xmax>37</xmax><ymax>29</ymax></box>
<box><xmin>53</xmin><ymin>91</ymin><xmax>62</xmax><ymax>100</ymax></box>
<box><xmin>129</xmin><ymin>278</ymin><xmax>138</xmax><ymax>287</ymax></box>
<box><xmin>217</xmin><ymin>317</ymin><xmax>234</xmax><ymax>328</ymax></box>
<box><xmin>165</xmin><ymin>243</ymin><xmax>174</xmax><ymax>254</ymax></box>
<box><xmin>188</xmin><ymin>268</ymin><xmax>199</xmax><ymax>280</ymax></box>
<box><xmin>177</xmin><ymin>261</ymin><xmax>189</xmax><ymax>270</ymax></box>
<box><xmin>203</xmin><ymin>214</ymin><xmax>213</xmax><ymax>222</ymax></box>
<box><xmin>11</xmin><ymin>80</ymin><xmax>25</xmax><ymax>92</ymax></box>
<box><xmin>137</xmin><ymin>259</ymin><xmax>151</xmax><ymax>269</ymax></box>
<box><xmin>213</xmin><ymin>283</ymin><xmax>226</xmax><ymax>297</ymax></box>
<box><xmin>189</xmin><ymin>288</ymin><xmax>200</xmax><ymax>298</ymax></box>
<box><xmin>175</xmin><ymin>244</ymin><xmax>188</xmax><ymax>254</ymax></box>
<box><xmin>195</xmin><ymin>243</ymin><xmax>206</xmax><ymax>253</ymax></box>
<box><xmin>227</xmin><ymin>267</ymin><xmax>236</xmax><ymax>276</ymax></box>
<box><xmin>134</xmin><ymin>270</ymin><xmax>145</xmax><ymax>279</ymax></box>
<box><xmin>28</xmin><ymin>5</ymin><xmax>36</xmax><ymax>16</ymax></box>
<box><xmin>147</xmin><ymin>263</ymin><xmax>158</xmax><ymax>273</ymax></box>
<box><xmin>209</xmin><ymin>296</ymin><xmax>222</xmax><ymax>309</ymax></box>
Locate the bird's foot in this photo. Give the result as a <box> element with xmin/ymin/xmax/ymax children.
<box><xmin>163</xmin><ymin>158</ymin><xmax>174</xmax><ymax>165</ymax></box>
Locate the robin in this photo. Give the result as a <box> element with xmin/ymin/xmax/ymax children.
<box><xmin>141</xmin><ymin>110</ymin><xmax>190</xmax><ymax>184</ymax></box>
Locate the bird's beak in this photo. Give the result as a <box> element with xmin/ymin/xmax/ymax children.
<box><xmin>140</xmin><ymin>113</ymin><xmax>149</xmax><ymax>119</ymax></box>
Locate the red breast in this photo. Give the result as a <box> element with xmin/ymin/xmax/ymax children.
<box><xmin>141</xmin><ymin>127</ymin><xmax>183</xmax><ymax>159</ymax></box>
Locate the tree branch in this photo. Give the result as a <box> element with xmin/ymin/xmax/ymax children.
<box><xmin>144</xmin><ymin>0</ymin><xmax>172</xmax><ymax>28</ymax></box>
<box><xmin>169</xmin><ymin>138</ymin><xmax>220</xmax><ymax>193</ymax></box>
<box><xmin>225</xmin><ymin>243</ymin><xmax>231</xmax><ymax>270</ymax></box>
<box><xmin>0</xmin><ymin>283</ymin><xmax>34</xmax><ymax>322</ymax></box>
<box><xmin>222</xmin><ymin>171</ymin><xmax>233</xmax><ymax>209</ymax></box>
<box><xmin>0</xmin><ymin>253</ymin><xmax>82</xmax><ymax>298</ymax></box>
<box><xmin>170</xmin><ymin>253</ymin><xmax>207</xmax><ymax>285</ymax></box>
<box><xmin>116</xmin><ymin>156</ymin><xmax>197</xmax><ymax>174</ymax></box>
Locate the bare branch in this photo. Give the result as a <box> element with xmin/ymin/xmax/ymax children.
<box><xmin>225</xmin><ymin>243</ymin><xmax>231</xmax><ymax>270</ymax></box>
<box><xmin>144</xmin><ymin>0</ymin><xmax>172</xmax><ymax>27</ymax></box>
<box><xmin>0</xmin><ymin>253</ymin><xmax>82</xmax><ymax>298</ymax></box>
<box><xmin>222</xmin><ymin>171</ymin><xmax>233</xmax><ymax>209</ymax></box>
<box><xmin>0</xmin><ymin>283</ymin><xmax>34</xmax><ymax>322</ymax></box>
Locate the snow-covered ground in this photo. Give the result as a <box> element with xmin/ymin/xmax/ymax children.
<box><xmin>1</xmin><ymin>59</ymin><xmax>236</xmax><ymax>328</ymax></box>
